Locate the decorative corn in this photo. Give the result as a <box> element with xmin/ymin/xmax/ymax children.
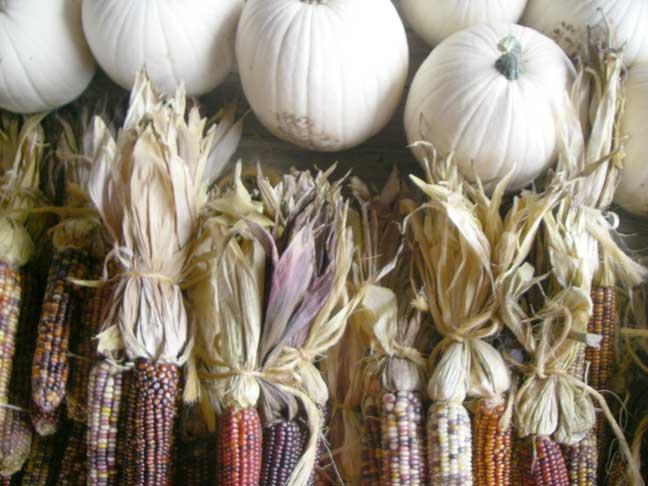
<box><xmin>518</xmin><ymin>436</ymin><xmax>569</xmax><ymax>486</ymax></box>
<box><xmin>381</xmin><ymin>391</ymin><xmax>426</xmax><ymax>486</ymax></box>
<box><xmin>473</xmin><ymin>400</ymin><xmax>512</xmax><ymax>486</ymax></box>
<box><xmin>360</xmin><ymin>402</ymin><xmax>382</xmax><ymax>486</ymax></box>
<box><xmin>31</xmin><ymin>407</ymin><xmax>61</xmax><ymax>437</ymax></box>
<box><xmin>586</xmin><ymin>287</ymin><xmax>616</xmax><ymax>454</ymax></box>
<box><xmin>20</xmin><ymin>434</ymin><xmax>61</xmax><ymax>486</ymax></box>
<box><xmin>216</xmin><ymin>407</ymin><xmax>262</xmax><ymax>486</ymax></box>
<box><xmin>66</xmin><ymin>261</ymin><xmax>106</xmax><ymax>423</ymax></box>
<box><xmin>0</xmin><ymin>269</ymin><xmax>36</xmax><ymax>476</ymax></box>
<box><xmin>122</xmin><ymin>359</ymin><xmax>179</xmax><ymax>485</ymax></box>
<box><xmin>31</xmin><ymin>247</ymin><xmax>88</xmax><ymax>419</ymax></box>
<box><xmin>58</xmin><ymin>421</ymin><xmax>88</xmax><ymax>486</ymax></box>
<box><xmin>87</xmin><ymin>360</ymin><xmax>126</xmax><ymax>486</ymax></box>
<box><xmin>427</xmin><ymin>401</ymin><xmax>473</xmax><ymax>486</ymax></box>
<box><xmin>261</xmin><ymin>421</ymin><xmax>306</xmax><ymax>486</ymax></box>
<box><xmin>605</xmin><ymin>453</ymin><xmax>630</xmax><ymax>486</ymax></box>
<box><xmin>561</xmin><ymin>434</ymin><xmax>597</xmax><ymax>486</ymax></box>
<box><xmin>0</xmin><ymin>261</ymin><xmax>22</xmax><ymax>430</ymax></box>
<box><xmin>176</xmin><ymin>436</ymin><xmax>215</xmax><ymax>486</ymax></box>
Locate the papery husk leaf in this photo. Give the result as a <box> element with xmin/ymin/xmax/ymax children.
<box><xmin>428</xmin><ymin>341</ymin><xmax>469</xmax><ymax>402</ymax></box>
<box><xmin>516</xmin><ymin>375</ymin><xmax>559</xmax><ymax>438</ymax></box>
<box><xmin>0</xmin><ymin>217</ymin><xmax>33</xmax><ymax>267</ymax></box>
<box><xmin>468</xmin><ymin>339</ymin><xmax>510</xmax><ymax>400</ymax></box>
<box><xmin>553</xmin><ymin>379</ymin><xmax>596</xmax><ymax>445</ymax></box>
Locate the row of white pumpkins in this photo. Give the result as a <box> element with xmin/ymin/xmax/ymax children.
<box><xmin>1</xmin><ymin>0</ymin><xmax>648</xmax><ymax>214</ymax></box>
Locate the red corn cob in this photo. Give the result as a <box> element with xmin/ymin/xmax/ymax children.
<box><xmin>518</xmin><ymin>436</ymin><xmax>569</xmax><ymax>486</ymax></box>
<box><xmin>122</xmin><ymin>359</ymin><xmax>179</xmax><ymax>486</ymax></box>
<box><xmin>216</xmin><ymin>407</ymin><xmax>262</xmax><ymax>486</ymax></box>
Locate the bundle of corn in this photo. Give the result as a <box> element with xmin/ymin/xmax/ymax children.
<box><xmin>175</xmin><ymin>404</ymin><xmax>216</xmax><ymax>485</ymax></box>
<box><xmin>57</xmin><ymin>420</ymin><xmax>88</xmax><ymax>486</ymax></box>
<box><xmin>187</xmin><ymin>163</ymin><xmax>357</xmax><ymax>486</ymax></box>
<box><xmin>405</xmin><ymin>152</ymin><xmax>502</xmax><ymax>486</ymax></box>
<box><xmin>86</xmin><ymin>71</ymin><xmax>242</xmax><ymax>486</ymax></box>
<box><xmin>540</xmin><ymin>27</ymin><xmax>646</xmax><ymax>480</ymax></box>
<box><xmin>350</xmin><ymin>170</ymin><xmax>429</xmax><ymax>486</ymax></box>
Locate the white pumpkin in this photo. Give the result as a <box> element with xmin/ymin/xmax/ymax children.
<box><xmin>614</xmin><ymin>63</ymin><xmax>648</xmax><ymax>214</ymax></box>
<box><xmin>522</xmin><ymin>0</ymin><xmax>648</xmax><ymax>67</ymax></box>
<box><xmin>82</xmin><ymin>0</ymin><xmax>242</xmax><ymax>96</ymax></box>
<box><xmin>405</xmin><ymin>23</ymin><xmax>574</xmax><ymax>192</ymax></box>
<box><xmin>236</xmin><ymin>0</ymin><xmax>409</xmax><ymax>152</ymax></box>
<box><xmin>0</xmin><ymin>0</ymin><xmax>95</xmax><ymax>114</ymax></box>
<box><xmin>400</xmin><ymin>0</ymin><xmax>528</xmax><ymax>47</ymax></box>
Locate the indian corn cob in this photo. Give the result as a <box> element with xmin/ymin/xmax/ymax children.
<box><xmin>0</xmin><ymin>262</ymin><xmax>22</xmax><ymax>430</ymax></box>
<box><xmin>122</xmin><ymin>360</ymin><xmax>180</xmax><ymax>485</ymax></box>
<box><xmin>427</xmin><ymin>401</ymin><xmax>473</xmax><ymax>486</ymax></box>
<box><xmin>518</xmin><ymin>436</ymin><xmax>569</xmax><ymax>486</ymax></box>
<box><xmin>176</xmin><ymin>436</ymin><xmax>216</xmax><ymax>485</ymax></box>
<box><xmin>606</xmin><ymin>453</ymin><xmax>630</xmax><ymax>486</ymax></box>
<box><xmin>58</xmin><ymin>421</ymin><xmax>88</xmax><ymax>486</ymax></box>
<box><xmin>66</xmin><ymin>260</ymin><xmax>106</xmax><ymax>423</ymax></box>
<box><xmin>360</xmin><ymin>401</ymin><xmax>382</xmax><ymax>486</ymax></box>
<box><xmin>31</xmin><ymin>247</ymin><xmax>88</xmax><ymax>421</ymax></box>
<box><xmin>215</xmin><ymin>407</ymin><xmax>262</xmax><ymax>485</ymax></box>
<box><xmin>261</xmin><ymin>421</ymin><xmax>306</xmax><ymax>486</ymax></box>
<box><xmin>87</xmin><ymin>360</ymin><xmax>127</xmax><ymax>486</ymax></box>
<box><xmin>561</xmin><ymin>433</ymin><xmax>597</xmax><ymax>486</ymax></box>
<box><xmin>473</xmin><ymin>400</ymin><xmax>513</xmax><ymax>486</ymax></box>
<box><xmin>20</xmin><ymin>433</ymin><xmax>61</xmax><ymax>486</ymax></box>
<box><xmin>0</xmin><ymin>268</ymin><xmax>36</xmax><ymax>476</ymax></box>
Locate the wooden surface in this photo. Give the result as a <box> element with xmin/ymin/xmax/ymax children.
<box><xmin>83</xmin><ymin>0</ymin><xmax>647</xmax><ymax>254</ymax></box>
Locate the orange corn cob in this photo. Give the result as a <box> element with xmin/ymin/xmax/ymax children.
<box><xmin>561</xmin><ymin>434</ymin><xmax>597</xmax><ymax>486</ymax></box>
<box><xmin>518</xmin><ymin>436</ymin><xmax>569</xmax><ymax>486</ymax></box>
<box><xmin>215</xmin><ymin>407</ymin><xmax>262</xmax><ymax>486</ymax></box>
<box><xmin>58</xmin><ymin>421</ymin><xmax>88</xmax><ymax>486</ymax></box>
<box><xmin>122</xmin><ymin>359</ymin><xmax>179</xmax><ymax>486</ymax></box>
<box><xmin>360</xmin><ymin>402</ymin><xmax>382</xmax><ymax>486</ymax></box>
<box><xmin>473</xmin><ymin>400</ymin><xmax>513</xmax><ymax>486</ymax></box>
<box><xmin>31</xmin><ymin>248</ymin><xmax>88</xmax><ymax>419</ymax></box>
<box><xmin>0</xmin><ymin>261</ymin><xmax>23</xmax><ymax>430</ymax></box>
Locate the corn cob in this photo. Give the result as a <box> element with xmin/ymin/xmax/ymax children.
<box><xmin>66</xmin><ymin>260</ymin><xmax>106</xmax><ymax>423</ymax></box>
<box><xmin>381</xmin><ymin>391</ymin><xmax>426</xmax><ymax>486</ymax></box>
<box><xmin>87</xmin><ymin>360</ymin><xmax>127</xmax><ymax>486</ymax></box>
<box><xmin>20</xmin><ymin>433</ymin><xmax>61</xmax><ymax>486</ymax></box>
<box><xmin>360</xmin><ymin>402</ymin><xmax>382</xmax><ymax>486</ymax></box>
<box><xmin>512</xmin><ymin>438</ymin><xmax>523</xmax><ymax>486</ymax></box>
<box><xmin>308</xmin><ymin>406</ymin><xmax>329</xmax><ymax>486</ymax></box>
<box><xmin>472</xmin><ymin>400</ymin><xmax>512</xmax><ymax>486</ymax></box>
<box><xmin>261</xmin><ymin>421</ymin><xmax>307</xmax><ymax>486</ymax></box>
<box><xmin>0</xmin><ymin>261</ymin><xmax>22</xmax><ymax>430</ymax></box>
<box><xmin>58</xmin><ymin>421</ymin><xmax>88</xmax><ymax>486</ymax></box>
<box><xmin>123</xmin><ymin>359</ymin><xmax>179</xmax><ymax>486</ymax></box>
<box><xmin>176</xmin><ymin>436</ymin><xmax>216</xmax><ymax>486</ymax></box>
<box><xmin>31</xmin><ymin>407</ymin><xmax>61</xmax><ymax>437</ymax></box>
<box><xmin>215</xmin><ymin>407</ymin><xmax>262</xmax><ymax>486</ymax></box>
<box><xmin>605</xmin><ymin>453</ymin><xmax>630</xmax><ymax>486</ymax></box>
<box><xmin>427</xmin><ymin>401</ymin><xmax>472</xmax><ymax>486</ymax></box>
<box><xmin>561</xmin><ymin>433</ymin><xmax>597</xmax><ymax>486</ymax></box>
<box><xmin>518</xmin><ymin>436</ymin><xmax>569</xmax><ymax>486</ymax></box>
<box><xmin>0</xmin><ymin>268</ymin><xmax>36</xmax><ymax>476</ymax></box>
<box><xmin>31</xmin><ymin>248</ymin><xmax>88</xmax><ymax>418</ymax></box>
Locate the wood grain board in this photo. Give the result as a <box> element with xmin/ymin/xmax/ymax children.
<box><xmin>81</xmin><ymin>0</ymin><xmax>648</xmax><ymax>254</ymax></box>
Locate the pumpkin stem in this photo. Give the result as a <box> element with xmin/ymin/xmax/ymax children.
<box><xmin>495</xmin><ymin>36</ymin><xmax>523</xmax><ymax>81</ymax></box>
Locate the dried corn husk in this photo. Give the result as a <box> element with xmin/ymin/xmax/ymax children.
<box><xmin>88</xmin><ymin>70</ymin><xmax>242</xmax><ymax>365</ymax></box>
<box><xmin>0</xmin><ymin>115</ymin><xmax>48</xmax><ymax>267</ymax></box>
